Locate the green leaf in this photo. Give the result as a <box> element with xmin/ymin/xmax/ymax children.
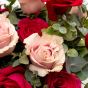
<box><xmin>82</xmin><ymin>64</ymin><xmax>88</xmax><ymax>77</ymax></box>
<box><xmin>8</xmin><ymin>11</ymin><xmax>19</xmax><ymax>25</ymax></box>
<box><xmin>66</xmin><ymin>14</ymin><xmax>81</xmax><ymax>27</ymax></box>
<box><xmin>77</xmin><ymin>38</ymin><xmax>85</xmax><ymax>46</ymax></box>
<box><xmin>82</xmin><ymin>18</ymin><xmax>88</xmax><ymax>28</ymax></box>
<box><xmin>79</xmin><ymin>48</ymin><xmax>88</xmax><ymax>57</ymax></box>
<box><xmin>58</xmin><ymin>27</ymin><xmax>67</xmax><ymax>34</ymax></box>
<box><xmin>25</xmin><ymin>70</ymin><xmax>41</xmax><ymax>87</ymax></box>
<box><xmin>67</xmin><ymin>57</ymin><xmax>87</xmax><ymax>72</ymax></box>
<box><xmin>19</xmin><ymin>54</ymin><xmax>29</xmax><ymax>65</ymax></box>
<box><xmin>85</xmin><ymin>83</ymin><xmax>88</xmax><ymax>88</ymax></box>
<box><xmin>78</xmin><ymin>27</ymin><xmax>88</xmax><ymax>36</ymax></box>
<box><xmin>63</xmin><ymin>44</ymin><xmax>68</xmax><ymax>53</ymax></box>
<box><xmin>42</xmin><ymin>26</ymin><xmax>60</xmax><ymax>35</ymax></box>
<box><xmin>52</xmin><ymin>23</ymin><xmax>60</xmax><ymax>30</ymax></box>
<box><xmin>12</xmin><ymin>59</ymin><xmax>20</xmax><ymax>67</ymax></box>
<box><xmin>25</xmin><ymin>70</ymin><xmax>33</xmax><ymax>84</ymax></box>
<box><xmin>64</xmin><ymin>26</ymin><xmax>77</xmax><ymax>41</ymax></box>
<box><xmin>67</xmin><ymin>49</ymin><xmax>78</xmax><ymax>57</ymax></box>
<box><xmin>77</xmin><ymin>71</ymin><xmax>87</xmax><ymax>81</ymax></box>
<box><xmin>67</xmin><ymin>22</ymin><xmax>77</xmax><ymax>27</ymax></box>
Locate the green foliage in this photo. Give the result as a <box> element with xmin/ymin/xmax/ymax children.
<box><xmin>67</xmin><ymin>49</ymin><xmax>78</xmax><ymax>57</ymax></box>
<box><xmin>6</xmin><ymin>0</ymin><xmax>16</xmax><ymax>11</ymax></box>
<box><xmin>85</xmin><ymin>83</ymin><xmax>88</xmax><ymax>88</ymax></box>
<box><xmin>82</xmin><ymin>64</ymin><xmax>88</xmax><ymax>77</ymax></box>
<box><xmin>12</xmin><ymin>59</ymin><xmax>20</xmax><ymax>67</ymax></box>
<box><xmin>8</xmin><ymin>11</ymin><xmax>19</xmax><ymax>25</ymax></box>
<box><xmin>77</xmin><ymin>71</ymin><xmax>87</xmax><ymax>81</ymax></box>
<box><xmin>19</xmin><ymin>50</ymin><xmax>29</xmax><ymax>65</ymax></box>
<box><xmin>25</xmin><ymin>70</ymin><xmax>41</xmax><ymax>88</ymax></box>
<box><xmin>66</xmin><ymin>57</ymin><xmax>87</xmax><ymax>72</ymax></box>
<box><xmin>78</xmin><ymin>27</ymin><xmax>88</xmax><ymax>36</ymax></box>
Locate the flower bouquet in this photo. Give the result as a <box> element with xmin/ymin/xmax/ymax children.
<box><xmin>0</xmin><ymin>0</ymin><xmax>88</xmax><ymax>88</ymax></box>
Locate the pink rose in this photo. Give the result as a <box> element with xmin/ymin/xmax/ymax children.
<box><xmin>24</xmin><ymin>33</ymin><xmax>65</xmax><ymax>77</ymax></box>
<box><xmin>18</xmin><ymin>0</ymin><xmax>44</xmax><ymax>14</ymax></box>
<box><xmin>0</xmin><ymin>13</ymin><xmax>19</xmax><ymax>57</ymax></box>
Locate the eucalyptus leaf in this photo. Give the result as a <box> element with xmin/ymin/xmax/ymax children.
<box><xmin>78</xmin><ymin>27</ymin><xmax>88</xmax><ymax>36</ymax></box>
<box><xmin>79</xmin><ymin>48</ymin><xmax>88</xmax><ymax>57</ymax></box>
<box><xmin>58</xmin><ymin>27</ymin><xmax>67</xmax><ymax>34</ymax></box>
<box><xmin>43</xmin><ymin>26</ymin><xmax>60</xmax><ymax>35</ymax></box>
<box><xmin>67</xmin><ymin>22</ymin><xmax>77</xmax><ymax>27</ymax></box>
<box><xmin>82</xmin><ymin>64</ymin><xmax>88</xmax><ymax>77</ymax></box>
<box><xmin>52</xmin><ymin>23</ymin><xmax>60</xmax><ymax>30</ymax></box>
<box><xmin>67</xmin><ymin>57</ymin><xmax>87</xmax><ymax>72</ymax></box>
<box><xmin>12</xmin><ymin>59</ymin><xmax>20</xmax><ymax>67</ymax></box>
<box><xmin>77</xmin><ymin>38</ymin><xmax>85</xmax><ymax>46</ymax></box>
<box><xmin>64</xmin><ymin>26</ymin><xmax>77</xmax><ymax>41</ymax></box>
<box><xmin>8</xmin><ymin>11</ymin><xmax>19</xmax><ymax>25</ymax></box>
<box><xmin>63</xmin><ymin>44</ymin><xmax>68</xmax><ymax>53</ymax></box>
<box><xmin>77</xmin><ymin>71</ymin><xmax>87</xmax><ymax>81</ymax></box>
<box><xmin>67</xmin><ymin>49</ymin><xmax>78</xmax><ymax>57</ymax></box>
<box><xmin>25</xmin><ymin>70</ymin><xmax>33</xmax><ymax>84</ymax></box>
<box><xmin>25</xmin><ymin>70</ymin><xmax>41</xmax><ymax>87</ymax></box>
<box><xmin>19</xmin><ymin>54</ymin><xmax>29</xmax><ymax>65</ymax></box>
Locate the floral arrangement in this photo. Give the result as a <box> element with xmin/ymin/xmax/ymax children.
<box><xmin>0</xmin><ymin>0</ymin><xmax>88</xmax><ymax>88</ymax></box>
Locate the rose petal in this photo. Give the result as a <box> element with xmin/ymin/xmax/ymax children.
<box><xmin>29</xmin><ymin>64</ymin><xmax>49</xmax><ymax>77</ymax></box>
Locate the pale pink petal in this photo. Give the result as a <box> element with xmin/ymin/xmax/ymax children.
<box><xmin>29</xmin><ymin>64</ymin><xmax>49</xmax><ymax>77</ymax></box>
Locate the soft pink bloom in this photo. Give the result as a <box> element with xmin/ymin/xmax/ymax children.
<box><xmin>18</xmin><ymin>0</ymin><xmax>44</xmax><ymax>14</ymax></box>
<box><xmin>24</xmin><ymin>33</ymin><xmax>65</xmax><ymax>77</ymax></box>
<box><xmin>0</xmin><ymin>13</ymin><xmax>19</xmax><ymax>57</ymax></box>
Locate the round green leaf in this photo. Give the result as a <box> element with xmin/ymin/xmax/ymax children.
<box><xmin>52</xmin><ymin>23</ymin><xmax>60</xmax><ymax>30</ymax></box>
<box><xmin>64</xmin><ymin>27</ymin><xmax>77</xmax><ymax>41</ymax></box>
<box><xmin>63</xmin><ymin>44</ymin><xmax>68</xmax><ymax>53</ymax></box>
<box><xmin>58</xmin><ymin>27</ymin><xmax>67</xmax><ymax>34</ymax></box>
<box><xmin>82</xmin><ymin>64</ymin><xmax>88</xmax><ymax>77</ymax></box>
<box><xmin>77</xmin><ymin>71</ymin><xmax>87</xmax><ymax>81</ymax></box>
<box><xmin>77</xmin><ymin>38</ymin><xmax>85</xmax><ymax>46</ymax></box>
<box><xmin>19</xmin><ymin>54</ymin><xmax>29</xmax><ymax>65</ymax></box>
<box><xmin>67</xmin><ymin>57</ymin><xmax>87</xmax><ymax>72</ymax></box>
<box><xmin>67</xmin><ymin>49</ymin><xmax>78</xmax><ymax>57</ymax></box>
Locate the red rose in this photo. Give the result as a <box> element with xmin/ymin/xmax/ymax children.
<box><xmin>0</xmin><ymin>5</ymin><xmax>8</xmax><ymax>13</ymax></box>
<box><xmin>17</xmin><ymin>17</ymin><xmax>48</xmax><ymax>41</ymax></box>
<box><xmin>45</xmin><ymin>71</ymin><xmax>81</xmax><ymax>88</ymax></box>
<box><xmin>43</xmin><ymin>0</ymin><xmax>83</xmax><ymax>21</ymax></box>
<box><xmin>0</xmin><ymin>8</ymin><xmax>7</xmax><ymax>13</ymax></box>
<box><xmin>0</xmin><ymin>66</ymin><xmax>32</xmax><ymax>88</ymax></box>
<box><xmin>85</xmin><ymin>33</ymin><xmax>88</xmax><ymax>48</ymax></box>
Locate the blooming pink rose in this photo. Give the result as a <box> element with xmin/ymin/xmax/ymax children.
<box><xmin>18</xmin><ymin>0</ymin><xmax>44</xmax><ymax>14</ymax></box>
<box><xmin>0</xmin><ymin>66</ymin><xmax>32</xmax><ymax>88</ymax></box>
<box><xmin>0</xmin><ymin>13</ymin><xmax>19</xmax><ymax>57</ymax></box>
<box><xmin>24</xmin><ymin>33</ymin><xmax>65</xmax><ymax>77</ymax></box>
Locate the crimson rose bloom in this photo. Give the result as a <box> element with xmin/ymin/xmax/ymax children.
<box><xmin>45</xmin><ymin>71</ymin><xmax>81</xmax><ymax>88</ymax></box>
<box><xmin>0</xmin><ymin>8</ymin><xmax>7</xmax><ymax>13</ymax></box>
<box><xmin>17</xmin><ymin>17</ymin><xmax>48</xmax><ymax>41</ymax></box>
<box><xmin>42</xmin><ymin>0</ymin><xmax>83</xmax><ymax>21</ymax></box>
<box><xmin>85</xmin><ymin>33</ymin><xmax>88</xmax><ymax>48</ymax></box>
<box><xmin>0</xmin><ymin>66</ymin><xmax>32</xmax><ymax>88</ymax></box>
